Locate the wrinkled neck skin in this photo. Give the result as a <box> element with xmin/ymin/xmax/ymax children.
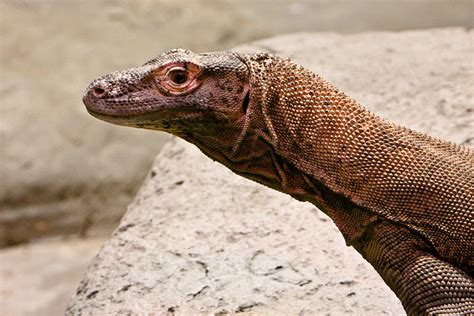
<box><xmin>183</xmin><ymin>54</ymin><xmax>378</xmax><ymax>246</ymax></box>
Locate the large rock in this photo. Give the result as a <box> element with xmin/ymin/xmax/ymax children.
<box><xmin>67</xmin><ymin>29</ymin><xmax>473</xmax><ymax>314</ymax></box>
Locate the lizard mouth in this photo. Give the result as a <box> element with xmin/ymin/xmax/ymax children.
<box><xmin>85</xmin><ymin>107</ymin><xmax>166</xmax><ymax>127</ymax></box>
<box><xmin>85</xmin><ymin>106</ymin><xmax>224</xmax><ymax>132</ymax></box>
<box><xmin>86</xmin><ymin>106</ymin><xmax>197</xmax><ymax>123</ymax></box>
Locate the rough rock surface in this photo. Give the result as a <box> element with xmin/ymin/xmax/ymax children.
<box><xmin>67</xmin><ymin>29</ymin><xmax>472</xmax><ymax>315</ymax></box>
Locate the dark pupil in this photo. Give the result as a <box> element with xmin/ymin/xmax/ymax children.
<box><xmin>172</xmin><ymin>71</ymin><xmax>187</xmax><ymax>84</ymax></box>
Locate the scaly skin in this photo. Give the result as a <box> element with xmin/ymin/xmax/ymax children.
<box><xmin>83</xmin><ymin>49</ymin><xmax>473</xmax><ymax>315</ymax></box>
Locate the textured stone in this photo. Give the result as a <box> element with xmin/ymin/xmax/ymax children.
<box><xmin>67</xmin><ymin>29</ymin><xmax>472</xmax><ymax>314</ymax></box>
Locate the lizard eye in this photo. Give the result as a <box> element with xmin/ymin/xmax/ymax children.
<box><xmin>167</xmin><ymin>67</ymin><xmax>188</xmax><ymax>85</ymax></box>
<box><xmin>156</xmin><ymin>63</ymin><xmax>202</xmax><ymax>95</ymax></box>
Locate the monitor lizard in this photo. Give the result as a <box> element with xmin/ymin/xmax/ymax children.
<box><xmin>83</xmin><ymin>49</ymin><xmax>473</xmax><ymax>315</ymax></box>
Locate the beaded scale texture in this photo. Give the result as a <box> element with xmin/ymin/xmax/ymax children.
<box><xmin>83</xmin><ymin>49</ymin><xmax>473</xmax><ymax>315</ymax></box>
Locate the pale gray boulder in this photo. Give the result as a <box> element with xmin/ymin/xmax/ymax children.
<box><xmin>67</xmin><ymin>29</ymin><xmax>473</xmax><ymax>315</ymax></box>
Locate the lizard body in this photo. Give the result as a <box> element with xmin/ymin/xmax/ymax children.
<box><xmin>83</xmin><ymin>49</ymin><xmax>473</xmax><ymax>315</ymax></box>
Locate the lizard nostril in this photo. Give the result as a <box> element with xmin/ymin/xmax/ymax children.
<box><xmin>93</xmin><ymin>86</ymin><xmax>106</xmax><ymax>98</ymax></box>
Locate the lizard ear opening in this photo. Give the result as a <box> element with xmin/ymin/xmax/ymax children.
<box><xmin>242</xmin><ymin>91</ymin><xmax>250</xmax><ymax>113</ymax></box>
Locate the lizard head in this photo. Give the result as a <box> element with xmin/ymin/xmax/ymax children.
<box><xmin>83</xmin><ymin>49</ymin><xmax>250</xmax><ymax>137</ymax></box>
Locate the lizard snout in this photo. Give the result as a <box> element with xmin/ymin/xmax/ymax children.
<box><xmin>83</xmin><ymin>66</ymin><xmax>157</xmax><ymax>116</ymax></box>
<box><xmin>82</xmin><ymin>78</ymin><xmax>122</xmax><ymax>115</ymax></box>
<box><xmin>84</xmin><ymin>80</ymin><xmax>111</xmax><ymax>102</ymax></box>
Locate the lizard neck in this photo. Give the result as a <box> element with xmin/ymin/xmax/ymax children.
<box><xmin>232</xmin><ymin>54</ymin><xmax>472</xmax><ymax>273</ymax></box>
<box><xmin>191</xmin><ymin>113</ymin><xmax>376</xmax><ymax>247</ymax></box>
<box><xmin>183</xmin><ymin>58</ymin><xmax>376</xmax><ymax>245</ymax></box>
<box><xmin>185</xmin><ymin>54</ymin><xmax>472</xmax><ymax>272</ymax></box>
